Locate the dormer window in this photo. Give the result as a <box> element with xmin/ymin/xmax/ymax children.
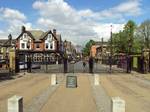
<box><xmin>50</xmin><ymin>44</ymin><xmax>53</xmax><ymax>49</ymax></box>
<box><xmin>21</xmin><ymin>43</ymin><xmax>25</xmax><ymax>49</ymax></box>
<box><xmin>48</xmin><ymin>34</ymin><xmax>52</xmax><ymax>42</ymax></box>
<box><xmin>23</xmin><ymin>33</ymin><xmax>27</xmax><ymax>39</ymax></box>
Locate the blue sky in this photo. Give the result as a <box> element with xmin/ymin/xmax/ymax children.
<box><xmin>0</xmin><ymin>0</ymin><xmax>150</xmax><ymax>45</ymax></box>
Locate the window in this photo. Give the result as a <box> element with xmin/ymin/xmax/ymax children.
<box><xmin>26</xmin><ymin>43</ymin><xmax>30</xmax><ymax>49</ymax></box>
<box><xmin>21</xmin><ymin>43</ymin><xmax>25</xmax><ymax>49</ymax></box>
<box><xmin>48</xmin><ymin>34</ymin><xmax>52</xmax><ymax>42</ymax></box>
<box><xmin>50</xmin><ymin>44</ymin><xmax>53</xmax><ymax>49</ymax></box>
<box><xmin>23</xmin><ymin>33</ymin><xmax>27</xmax><ymax>38</ymax></box>
<box><xmin>36</xmin><ymin>43</ymin><xmax>40</xmax><ymax>48</ymax></box>
<box><xmin>46</xmin><ymin>43</ymin><xmax>49</xmax><ymax>49</ymax></box>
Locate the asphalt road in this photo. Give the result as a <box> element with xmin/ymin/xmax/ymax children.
<box><xmin>30</xmin><ymin>61</ymin><xmax>125</xmax><ymax>73</ymax></box>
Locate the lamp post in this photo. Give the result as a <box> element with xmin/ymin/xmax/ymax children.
<box><xmin>109</xmin><ymin>25</ymin><xmax>113</xmax><ymax>73</ymax></box>
<box><xmin>27</xmin><ymin>40</ymin><xmax>30</xmax><ymax>73</ymax></box>
<box><xmin>63</xmin><ymin>40</ymin><xmax>68</xmax><ymax>73</ymax></box>
<box><xmin>127</xmin><ymin>25</ymin><xmax>132</xmax><ymax>73</ymax></box>
<box><xmin>101</xmin><ymin>38</ymin><xmax>103</xmax><ymax>64</ymax></box>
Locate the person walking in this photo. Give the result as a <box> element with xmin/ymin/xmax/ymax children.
<box><xmin>82</xmin><ymin>59</ymin><xmax>86</xmax><ymax>72</ymax></box>
<box><xmin>89</xmin><ymin>56</ymin><xmax>94</xmax><ymax>73</ymax></box>
<box><xmin>63</xmin><ymin>57</ymin><xmax>68</xmax><ymax>73</ymax></box>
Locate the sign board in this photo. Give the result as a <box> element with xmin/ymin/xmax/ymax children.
<box><xmin>66</xmin><ymin>76</ymin><xmax>77</xmax><ymax>88</ymax></box>
<box><xmin>133</xmin><ymin>57</ymin><xmax>138</xmax><ymax>68</ymax></box>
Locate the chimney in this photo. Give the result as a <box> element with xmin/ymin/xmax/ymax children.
<box><xmin>8</xmin><ymin>34</ymin><xmax>12</xmax><ymax>45</ymax></box>
<box><xmin>53</xmin><ymin>29</ymin><xmax>56</xmax><ymax>37</ymax></box>
<box><xmin>21</xmin><ymin>26</ymin><xmax>26</xmax><ymax>33</ymax></box>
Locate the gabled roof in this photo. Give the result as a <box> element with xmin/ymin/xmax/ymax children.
<box><xmin>16</xmin><ymin>27</ymin><xmax>58</xmax><ymax>41</ymax></box>
<box><xmin>39</xmin><ymin>30</ymin><xmax>58</xmax><ymax>41</ymax></box>
<box><xmin>16</xmin><ymin>31</ymin><xmax>35</xmax><ymax>40</ymax></box>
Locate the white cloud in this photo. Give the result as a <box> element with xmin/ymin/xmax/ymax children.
<box><xmin>0</xmin><ymin>0</ymin><xmax>142</xmax><ymax>45</ymax></box>
<box><xmin>0</xmin><ymin>8</ymin><xmax>26</xmax><ymax>21</ymax></box>
<box><xmin>0</xmin><ymin>8</ymin><xmax>32</xmax><ymax>38</ymax></box>
<box><xmin>33</xmin><ymin>0</ymin><xmax>137</xmax><ymax>44</ymax></box>
<box><xmin>93</xmin><ymin>23</ymin><xmax>124</xmax><ymax>41</ymax></box>
<box><xmin>113</xmin><ymin>0</ymin><xmax>142</xmax><ymax>16</ymax></box>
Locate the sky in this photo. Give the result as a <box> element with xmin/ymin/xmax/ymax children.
<box><xmin>0</xmin><ymin>0</ymin><xmax>149</xmax><ymax>45</ymax></box>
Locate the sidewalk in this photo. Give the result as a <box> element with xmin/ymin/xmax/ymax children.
<box><xmin>40</xmin><ymin>74</ymin><xmax>98</xmax><ymax>112</ymax></box>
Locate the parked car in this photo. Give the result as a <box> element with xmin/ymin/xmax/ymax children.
<box><xmin>19</xmin><ymin>62</ymin><xmax>41</xmax><ymax>70</ymax></box>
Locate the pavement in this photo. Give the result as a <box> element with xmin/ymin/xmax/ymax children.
<box><xmin>40</xmin><ymin>74</ymin><xmax>98</xmax><ymax>112</ymax></box>
<box><xmin>99</xmin><ymin>74</ymin><xmax>150</xmax><ymax>112</ymax></box>
<box><xmin>0</xmin><ymin>69</ymin><xmax>150</xmax><ymax>112</ymax></box>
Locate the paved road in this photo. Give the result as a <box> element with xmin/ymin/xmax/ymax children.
<box><xmin>30</xmin><ymin>61</ymin><xmax>125</xmax><ymax>73</ymax></box>
<box><xmin>40</xmin><ymin>74</ymin><xmax>98</xmax><ymax>112</ymax></box>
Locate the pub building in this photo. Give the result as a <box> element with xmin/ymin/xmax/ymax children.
<box><xmin>16</xmin><ymin>26</ymin><xmax>63</xmax><ymax>64</ymax></box>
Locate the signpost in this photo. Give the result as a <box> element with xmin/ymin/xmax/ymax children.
<box><xmin>66</xmin><ymin>75</ymin><xmax>77</xmax><ymax>88</ymax></box>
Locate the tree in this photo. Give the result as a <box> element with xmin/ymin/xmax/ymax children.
<box><xmin>110</xmin><ymin>20</ymin><xmax>137</xmax><ymax>54</ymax></box>
<box><xmin>82</xmin><ymin>40</ymin><xmax>95</xmax><ymax>56</ymax></box>
<box><xmin>124</xmin><ymin>20</ymin><xmax>136</xmax><ymax>53</ymax></box>
<box><xmin>137</xmin><ymin>19</ymin><xmax>150</xmax><ymax>49</ymax></box>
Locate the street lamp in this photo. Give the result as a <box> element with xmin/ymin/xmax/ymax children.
<box><xmin>27</xmin><ymin>40</ymin><xmax>31</xmax><ymax>73</ymax></box>
<box><xmin>127</xmin><ymin>25</ymin><xmax>132</xmax><ymax>73</ymax></box>
<box><xmin>109</xmin><ymin>25</ymin><xmax>113</xmax><ymax>73</ymax></box>
<box><xmin>63</xmin><ymin>40</ymin><xmax>68</xmax><ymax>73</ymax></box>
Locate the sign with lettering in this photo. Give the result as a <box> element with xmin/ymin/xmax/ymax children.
<box><xmin>66</xmin><ymin>76</ymin><xmax>77</xmax><ymax>88</ymax></box>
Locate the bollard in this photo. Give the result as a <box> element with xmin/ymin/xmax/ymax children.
<box><xmin>51</xmin><ymin>74</ymin><xmax>57</xmax><ymax>85</ymax></box>
<box><xmin>111</xmin><ymin>97</ymin><xmax>125</xmax><ymax>112</ymax></box>
<box><xmin>8</xmin><ymin>95</ymin><xmax>23</xmax><ymax>112</ymax></box>
<box><xmin>56</xmin><ymin>61</ymin><xmax>58</xmax><ymax>65</ymax></box>
<box><xmin>94</xmin><ymin>74</ymin><xmax>99</xmax><ymax>85</ymax></box>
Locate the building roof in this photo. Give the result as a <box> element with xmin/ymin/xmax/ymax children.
<box><xmin>0</xmin><ymin>39</ymin><xmax>16</xmax><ymax>47</ymax></box>
<box><xmin>29</xmin><ymin>30</ymin><xmax>44</xmax><ymax>40</ymax></box>
<box><xmin>0</xmin><ymin>39</ymin><xmax>16</xmax><ymax>48</ymax></box>
<box><xmin>56</xmin><ymin>34</ymin><xmax>61</xmax><ymax>42</ymax></box>
<box><xmin>0</xmin><ymin>39</ymin><xmax>8</xmax><ymax>45</ymax></box>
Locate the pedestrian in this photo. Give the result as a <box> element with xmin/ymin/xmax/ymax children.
<box><xmin>89</xmin><ymin>56</ymin><xmax>94</xmax><ymax>73</ymax></box>
<box><xmin>126</xmin><ymin>55</ymin><xmax>131</xmax><ymax>73</ymax></box>
<box><xmin>82</xmin><ymin>60</ymin><xmax>86</xmax><ymax>72</ymax></box>
<box><xmin>63</xmin><ymin>57</ymin><xmax>68</xmax><ymax>73</ymax></box>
